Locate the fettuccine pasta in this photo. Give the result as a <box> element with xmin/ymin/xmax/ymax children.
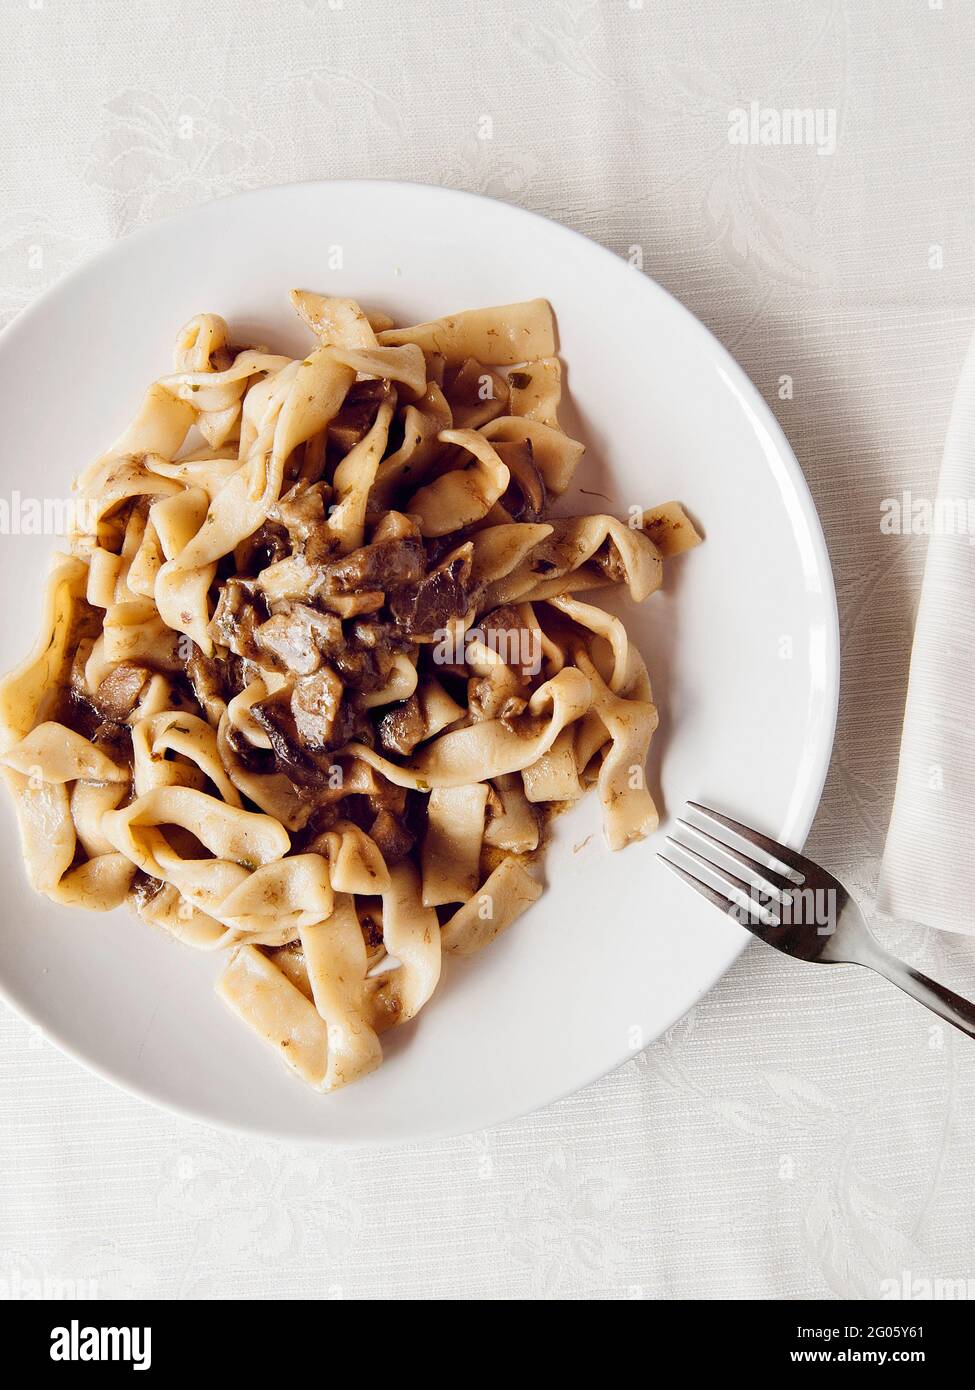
<box><xmin>0</xmin><ymin>292</ymin><xmax>700</xmax><ymax>1092</ymax></box>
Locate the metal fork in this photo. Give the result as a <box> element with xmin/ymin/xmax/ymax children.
<box><xmin>659</xmin><ymin>802</ymin><xmax>975</xmax><ymax>1040</ymax></box>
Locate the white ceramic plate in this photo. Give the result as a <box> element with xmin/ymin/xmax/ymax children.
<box><xmin>0</xmin><ymin>181</ymin><xmax>838</xmax><ymax>1143</ymax></box>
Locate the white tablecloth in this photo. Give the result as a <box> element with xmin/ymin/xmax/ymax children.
<box><xmin>2</xmin><ymin>0</ymin><xmax>974</xmax><ymax>1301</ymax></box>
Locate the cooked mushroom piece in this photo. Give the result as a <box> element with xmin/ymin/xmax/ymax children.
<box><xmin>256</xmin><ymin>604</ymin><xmax>343</xmax><ymax>676</ymax></box>
<box><xmin>317</xmin><ymin>535</ymin><xmax>426</xmax><ymax>595</ymax></box>
<box><xmin>234</xmin><ymin>521</ymin><xmax>291</xmax><ymax>577</ymax></box>
<box><xmin>130</xmin><ymin>869</ymin><xmax>165</xmax><ymax>911</ymax></box>
<box><xmin>224</xmin><ymin>720</ymin><xmax>274</xmax><ymax>773</ymax></box>
<box><xmin>377</xmin><ymin>693</ymin><xmax>428</xmax><ymax>756</ymax></box>
<box><xmin>185</xmin><ymin>646</ymin><xmax>229</xmax><ymax>723</ymax></box>
<box><xmin>288</xmin><ymin>666</ymin><xmax>346</xmax><ymax>749</ymax></box>
<box><xmin>209</xmin><ymin>578</ymin><xmax>269</xmax><ymax>659</ymax></box>
<box><xmin>250</xmin><ymin>688</ymin><xmax>340</xmax><ymax>785</ymax></box>
<box><xmin>442</xmin><ymin>358</ymin><xmax>509</xmax><ymax>428</ymax></box>
<box><xmin>349</xmin><ymin>619</ymin><xmax>416</xmax><ymax>653</ymax></box>
<box><xmin>327</xmin><ymin>379</ymin><xmax>390</xmax><ymax>455</ymax></box>
<box><xmin>368</xmin><ymin>808</ymin><xmax>415</xmax><ymax>864</ymax></box>
<box><xmin>592</xmin><ymin>537</ymin><xmax>627</xmax><ymax>585</ymax></box>
<box><xmin>91</xmin><ymin>719</ymin><xmax>134</xmax><ymax>769</ymax></box>
<box><xmin>91</xmin><ymin>662</ymin><xmax>151</xmax><ymax>720</ymax></box>
<box><xmin>387</xmin><ymin>548</ymin><xmax>473</xmax><ymax>637</ymax></box>
<box><xmin>272</xmin><ymin>483</ymin><xmax>331</xmax><ymax>542</ymax></box>
<box><xmin>332</xmin><ymin>642</ymin><xmax>391</xmax><ymax>693</ymax></box>
<box><xmin>494</xmin><ymin>438</ymin><xmax>546</xmax><ymax>522</ymax></box>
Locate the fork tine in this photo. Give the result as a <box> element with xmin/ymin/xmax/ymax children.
<box><xmin>665</xmin><ymin>838</ymin><xmax>781</xmax><ymax>926</ymax></box>
<box><xmin>686</xmin><ymin>802</ymin><xmax>809</xmax><ymax>882</ymax></box>
<box><xmin>675</xmin><ymin>818</ymin><xmax>796</xmax><ymax>897</ymax></box>
<box><xmin>657</xmin><ymin>854</ymin><xmax>741</xmax><ymax>917</ymax></box>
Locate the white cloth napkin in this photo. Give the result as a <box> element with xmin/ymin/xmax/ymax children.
<box><xmin>880</xmin><ymin>332</ymin><xmax>975</xmax><ymax>935</ymax></box>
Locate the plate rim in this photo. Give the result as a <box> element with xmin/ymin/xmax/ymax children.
<box><xmin>0</xmin><ymin>178</ymin><xmax>840</xmax><ymax>1143</ymax></box>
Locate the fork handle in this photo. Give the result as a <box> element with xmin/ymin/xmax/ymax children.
<box><xmin>860</xmin><ymin>942</ymin><xmax>975</xmax><ymax>1040</ymax></box>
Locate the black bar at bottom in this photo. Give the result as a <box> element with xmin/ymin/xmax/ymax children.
<box><xmin>0</xmin><ymin>1296</ymin><xmax>968</xmax><ymax>1373</ymax></box>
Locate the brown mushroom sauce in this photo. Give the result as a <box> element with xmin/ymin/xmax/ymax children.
<box><xmin>51</xmin><ymin>352</ymin><xmax>569</xmax><ymax>902</ymax></box>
